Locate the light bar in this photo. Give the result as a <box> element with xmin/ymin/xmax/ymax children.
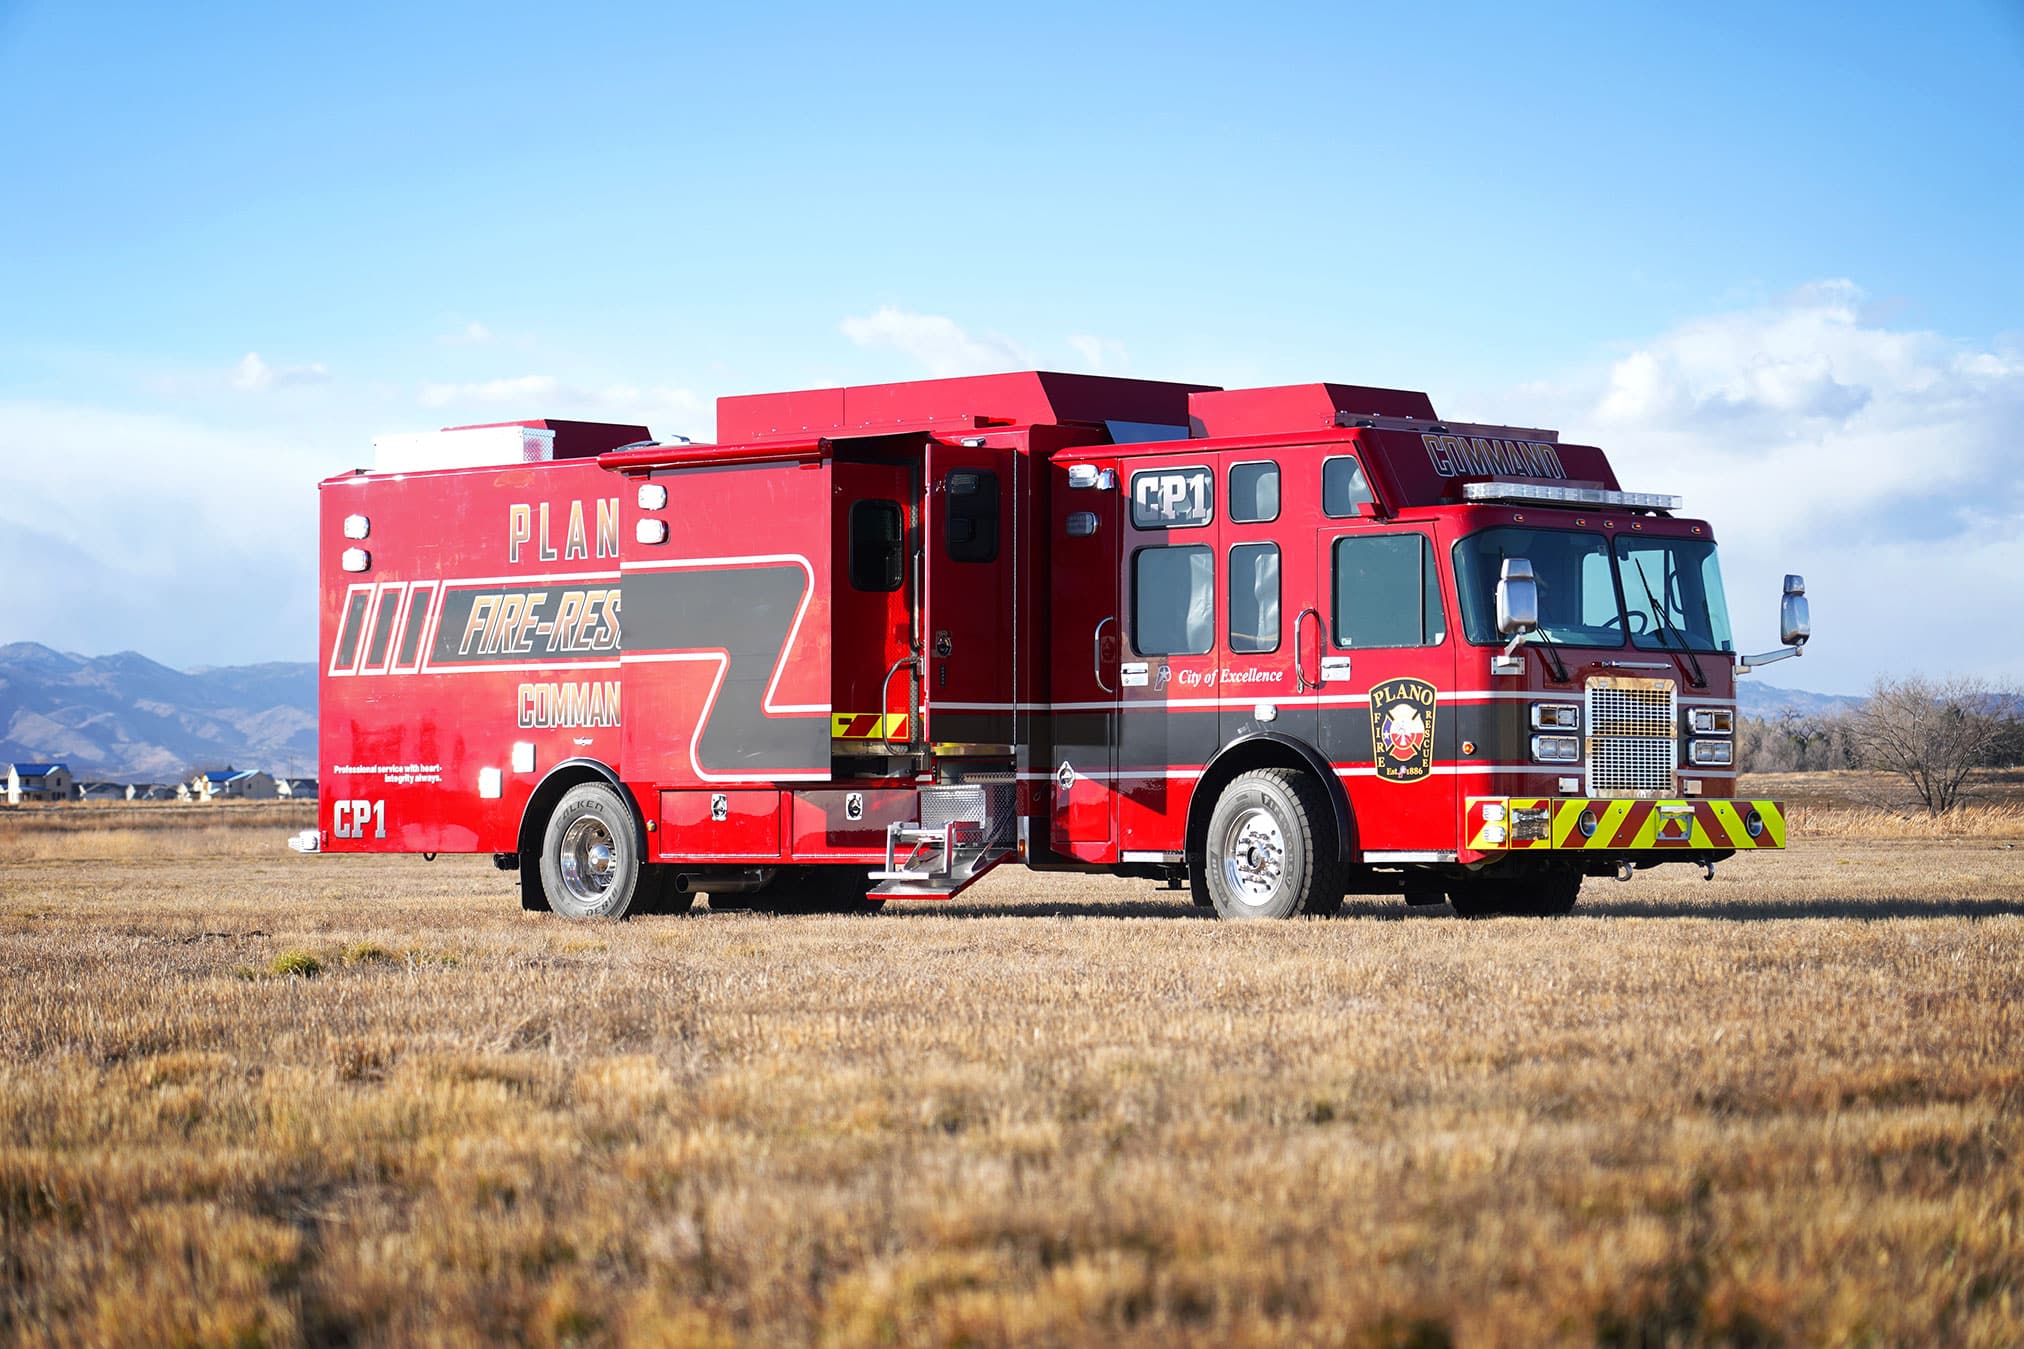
<box><xmin>1462</xmin><ymin>482</ymin><xmax>1682</xmax><ymax>510</ymax></box>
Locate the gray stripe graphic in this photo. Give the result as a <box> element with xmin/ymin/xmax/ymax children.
<box><xmin>624</xmin><ymin>565</ymin><xmax>827</xmax><ymax>775</ymax></box>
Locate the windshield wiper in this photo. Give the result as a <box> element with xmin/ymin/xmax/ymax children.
<box><xmin>1529</xmin><ymin>624</ymin><xmax>1572</xmax><ymax>683</ymax></box>
<box><xmin>1634</xmin><ymin>559</ymin><xmax>1706</xmax><ymax>689</ymax></box>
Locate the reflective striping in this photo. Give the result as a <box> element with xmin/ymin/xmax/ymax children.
<box><xmin>832</xmin><ymin>712</ymin><xmax>908</xmax><ymax>739</ymax></box>
<box><xmin>1469</xmin><ymin>797</ymin><xmax>1787</xmax><ymax>851</ymax></box>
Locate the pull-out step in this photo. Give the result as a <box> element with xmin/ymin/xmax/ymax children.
<box><xmin>870</xmin><ymin>780</ymin><xmax>1014</xmax><ymax>899</ymax></box>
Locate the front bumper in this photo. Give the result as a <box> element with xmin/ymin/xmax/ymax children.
<box><xmin>1465</xmin><ymin>797</ymin><xmax>1786</xmax><ymax>852</ymax></box>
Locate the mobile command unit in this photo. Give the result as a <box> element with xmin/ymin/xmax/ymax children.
<box><xmin>296</xmin><ymin>373</ymin><xmax>1812</xmax><ymax>919</ymax></box>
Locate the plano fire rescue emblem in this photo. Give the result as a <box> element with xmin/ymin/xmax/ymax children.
<box><xmin>1369</xmin><ymin>678</ymin><xmax>1438</xmax><ymax>783</ymax></box>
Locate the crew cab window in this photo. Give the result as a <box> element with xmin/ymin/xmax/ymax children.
<box><xmin>1229</xmin><ymin>461</ymin><xmax>1280</xmax><ymax>523</ymax></box>
<box><xmin>848</xmin><ymin>499</ymin><xmax>905</xmax><ymax>592</ymax></box>
<box><xmin>1133</xmin><ymin>545</ymin><xmax>1214</xmax><ymax>655</ymax></box>
<box><xmin>1333</xmin><ymin>534</ymin><xmax>1445</xmax><ymax>648</ymax></box>
<box><xmin>943</xmin><ymin>468</ymin><xmax>999</xmax><ymax>562</ymax></box>
<box><xmin>1228</xmin><ymin>543</ymin><xmax>1280</xmax><ymax>653</ymax></box>
<box><xmin>1322</xmin><ymin>456</ymin><xmax>1375</xmax><ymax>517</ymax></box>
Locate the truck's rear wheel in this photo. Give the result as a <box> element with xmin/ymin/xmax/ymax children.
<box><xmin>1446</xmin><ymin>867</ymin><xmax>1581</xmax><ymax>918</ymax></box>
<box><xmin>712</xmin><ymin>867</ymin><xmax>884</xmax><ymax>914</ymax></box>
<box><xmin>537</xmin><ymin>782</ymin><xmax>647</xmax><ymax>920</ymax></box>
<box><xmin>1202</xmin><ymin>768</ymin><xmax>1343</xmax><ymax>920</ymax></box>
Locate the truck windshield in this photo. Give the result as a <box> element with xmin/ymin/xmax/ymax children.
<box><xmin>1615</xmin><ymin>536</ymin><xmax>1733</xmax><ymax>653</ymax></box>
<box><xmin>1451</xmin><ymin>526</ymin><xmax>1733</xmax><ymax>651</ymax></box>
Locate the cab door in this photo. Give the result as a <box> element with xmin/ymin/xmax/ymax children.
<box><xmin>1310</xmin><ymin>451</ymin><xmax>1459</xmax><ymax>855</ymax></box>
<box><xmin>831</xmin><ymin>460</ymin><xmax>917</xmax><ymax>750</ymax></box>
<box><xmin>1114</xmin><ymin>455</ymin><xmax>1223</xmax><ymax>851</ymax></box>
<box><xmin>1047</xmin><ymin>457</ymin><xmax>1121</xmax><ymax>859</ymax></box>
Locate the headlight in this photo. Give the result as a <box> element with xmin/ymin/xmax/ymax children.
<box><xmin>1691</xmin><ymin>708</ymin><xmax>1735</xmax><ymax>735</ymax></box>
<box><xmin>1531</xmin><ymin>702</ymin><xmax>1579</xmax><ymax>730</ymax></box>
<box><xmin>1531</xmin><ymin>734</ymin><xmax>1580</xmax><ymax>763</ymax></box>
<box><xmin>1689</xmin><ymin>740</ymin><xmax>1734</xmax><ymax>766</ymax></box>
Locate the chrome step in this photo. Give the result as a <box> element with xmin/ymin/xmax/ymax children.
<box><xmin>869</xmin><ymin>779</ymin><xmax>1015</xmax><ymax>898</ymax></box>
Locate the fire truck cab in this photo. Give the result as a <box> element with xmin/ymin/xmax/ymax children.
<box><xmin>306</xmin><ymin>373</ymin><xmax>1806</xmax><ymax>919</ymax></box>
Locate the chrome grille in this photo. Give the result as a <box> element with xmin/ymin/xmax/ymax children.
<box><xmin>1586</xmin><ymin>677</ymin><xmax>1677</xmax><ymax>797</ymax></box>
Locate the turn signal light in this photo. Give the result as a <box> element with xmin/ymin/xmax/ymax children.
<box><xmin>1531</xmin><ymin>734</ymin><xmax>1579</xmax><ymax>763</ymax></box>
<box><xmin>1689</xmin><ymin>740</ymin><xmax>1734</xmax><ymax>766</ymax></box>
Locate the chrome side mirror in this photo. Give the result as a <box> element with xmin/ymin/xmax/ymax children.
<box><xmin>1496</xmin><ymin>558</ymin><xmax>1539</xmax><ymax>637</ymax></box>
<box><xmin>1780</xmin><ymin>574</ymin><xmax>1810</xmax><ymax>648</ymax></box>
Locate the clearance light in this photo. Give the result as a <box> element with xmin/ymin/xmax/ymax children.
<box><xmin>342</xmin><ymin>514</ymin><xmax>370</xmax><ymax>540</ymax></box>
<box><xmin>340</xmin><ymin>547</ymin><xmax>371</xmax><ymax>573</ymax></box>
<box><xmin>635</xmin><ymin>519</ymin><xmax>669</xmax><ymax>545</ymax></box>
<box><xmin>1463</xmin><ymin>482</ymin><xmax>1682</xmax><ymax>511</ymax></box>
<box><xmin>1531</xmin><ymin>702</ymin><xmax>1579</xmax><ymax>730</ymax></box>
<box><xmin>1532</xmin><ymin>734</ymin><xmax>1580</xmax><ymax>763</ymax></box>
<box><xmin>637</xmin><ymin>483</ymin><xmax>668</xmax><ymax>510</ymax></box>
<box><xmin>1691</xmin><ymin>708</ymin><xmax>1735</xmax><ymax>735</ymax></box>
<box><xmin>1689</xmin><ymin>740</ymin><xmax>1734</xmax><ymax>767</ymax></box>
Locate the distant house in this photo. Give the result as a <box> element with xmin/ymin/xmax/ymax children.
<box><xmin>278</xmin><ymin>777</ymin><xmax>319</xmax><ymax>801</ymax></box>
<box><xmin>5</xmin><ymin>762</ymin><xmax>73</xmax><ymax>804</ymax></box>
<box><xmin>74</xmin><ymin>780</ymin><xmax>128</xmax><ymax>802</ymax></box>
<box><xmin>188</xmin><ymin>767</ymin><xmax>278</xmax><ymax>801</ymax></box>
<box><xmin>129</xmin><ymin>783</ymin><xmax>176</xmax><ymax>801</ymax></box>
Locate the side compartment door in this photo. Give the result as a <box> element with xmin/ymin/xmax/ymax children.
<box><xmin>830</xmin><ymin>460</ymin><xmax>918</xmax><ymax>749</ymax></box>
<box><xmin>1311</xmin><ymin>452</ymin><xmax>1458</xmax><ymax>855</ymax></box>
<box><xmin>922</xmin><ymin>442</ymin><xmax>1013</xmax><ymax>748</ymax></box>
<box><xmin>1047</xmin><ymin>457</ymin><xmax>1121</xmax><ymax>858</ymax></box>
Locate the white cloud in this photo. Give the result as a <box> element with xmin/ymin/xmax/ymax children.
<box><xmin>438</xmin><ymin>321</ymin><xmax>493</xmax><ymax>346</ymax></box>
<box><xmin>1483</xmin><ymin>282</ymin><xmax>2024</xmax><ymax>690</ymax></box>
<box><xmin>0</xmin><ymin>401</ymin><xmax>340</xmax><ymax>668</ymax></box>
<box><xmin>839</xmin><ymin>307</ymin><xmax>1025</xmax><ymax>377</ymax></box>
<box><xmin>1067</xmin><ymin>334</ymin><xmax>1130</xmax><ymax>373</ymax></box>
<box><xmin>231</xmin><ymin>351</ymin><xmax>331</xmax><ymax>391</ymax></box>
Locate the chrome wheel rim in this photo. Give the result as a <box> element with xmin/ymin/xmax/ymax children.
<box><xmin>1221</xmin><ymin>807</ymin><xmax>1286</xmax><ymax>905</ymax></box>
<box><xmin>558</xmin><ymin>816</ymin><xmax>618</xmax><ymax>906</ymax></box>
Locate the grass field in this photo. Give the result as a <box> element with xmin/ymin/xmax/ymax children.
<box><xmin>1</xmin><ymin>786</ymin><xmax>2020</xmax><ymax>1346</ymax></box>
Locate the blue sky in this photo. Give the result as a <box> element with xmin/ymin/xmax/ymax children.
<box><xmin>2</xmin><ymin>0</ymin><xmax>2021</xmax><ymax>692</ymax></box>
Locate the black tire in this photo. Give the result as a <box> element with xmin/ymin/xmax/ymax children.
<box><xmin>1201</xmin><ymin>768</ymin><xmax>1343</xmax><ymax>920</ymax></box>
<box><xmin>536</xmin><ymin>782</ymin><xmax>646</xmax><ymax>920</ymax></box>
<box><xmin>634</xmin><ymin>865</ymin><xmax>696</xmax><ymax>916</ymax></box>
<box><xmin>707</xmin><ymin>868</ymin><xmax>884</xmax><ymax>914</ymax></box>
<box><xmin>1447</xmin><ymin>867</ymin><xmax>1582</xmax><ymax>918</ymax></box>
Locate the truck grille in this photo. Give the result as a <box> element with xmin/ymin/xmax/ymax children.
<box><xmin>1586</xmin><ymin>677</ymin><xmax>1677</xmax><ymax>797</ymax></box>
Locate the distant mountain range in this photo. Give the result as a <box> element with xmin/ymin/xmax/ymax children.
<box><xmin>0</xmin><ymin>639</ymin><xmax>1972</xmax><ymax>783</ymax></box>
<box><xmin>0</xmin><ymin>642</ymin><xmax>315</xmax><ymax>781</ymax></box>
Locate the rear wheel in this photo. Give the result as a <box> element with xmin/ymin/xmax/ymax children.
<box><xmin>1446</xmin><ymin>867</ymin><xmax>1582</xmax><ymax>918</ymax></box>
<box><xmin>707</xmin><ymin>867</ymin><xmax>884</xmax><ymax>914</ymax></box>
<box><xmin>1201</xmin><ymin>768</ymin><xmax>1343</xmax><ymax>920</ymax></box>
<box><xmin>537</xmin><ymin>783</ymin><xmax>646</xmax><ymax>920</ymax></box>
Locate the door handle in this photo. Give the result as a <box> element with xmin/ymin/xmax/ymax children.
<box><xmin>1094</xmin><ymin>616</ymin><xmax>1117</xmax><ymax>694</ymax></box>
<box><xmin>1294</xmin><ymin>608</ymin><xmax>1322</xmax><ymax>691</ymax></box>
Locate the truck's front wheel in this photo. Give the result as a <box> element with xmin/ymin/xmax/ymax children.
<box><xmin>538</xmin><ymin>782</ymin><xmax>646</xmax><ymax>920</ymax></box>
<box><xmin>1202</xmin><ymin>768</ymin><xmax>1343</xmax><ymax>919</ymax></box>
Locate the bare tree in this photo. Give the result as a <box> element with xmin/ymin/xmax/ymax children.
<box><xmin>1845</xmin><ymin>675</ymin><xmax>2016</xmax><ymax>815</ymax></box>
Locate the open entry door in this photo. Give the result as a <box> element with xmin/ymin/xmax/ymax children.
<box><xmin>922</xmin><ymin>441</ymin><xmax>1015</xmax><ymax>749</ymax></box>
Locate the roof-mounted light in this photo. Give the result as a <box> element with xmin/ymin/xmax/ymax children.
<box><xmin>1461</xmin><ymin>482</ymin><xmax>1681</xmax><ymax>511</ymax></box>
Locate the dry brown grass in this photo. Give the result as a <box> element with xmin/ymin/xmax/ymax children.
<box><xmin>1</xmin><ymin>786</ymin><xmax>2020</xmax><ymax>1345</ymax></box>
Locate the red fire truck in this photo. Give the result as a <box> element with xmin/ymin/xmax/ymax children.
<box><xmin>298</xmin><ymin>372</ymin><xmax>1810</xmax><ymax>919</ymax></box>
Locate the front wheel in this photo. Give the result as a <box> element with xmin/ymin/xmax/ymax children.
<box><xmin>1201</xmin><ymin>768</ymin><xmax>1343</xmax><ymax>920</ymax></box>
<box><xmin>537</xmin><ymin>782</ymin><xmax>647</xmax><ymax>919</ymax></box>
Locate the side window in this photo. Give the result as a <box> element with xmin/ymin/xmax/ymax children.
<box><xmin>1132</xmin><ymin>545</ymin><xmax>1214</xmax><ymax>655</ymax></box>
<box><xmin>1322</xmin><ymin>456</ymin><xmax>1374</xmax><ymax>517</ymax></box>
<box><xmin>1130</xmin><ymin>466</ymin><xmax>1214</xmax><ymax>529</ymax></box>
<box><xmin>1333</xmin><ymin>534</ymin><xmax>1446</xmax><ymax>648</ymax></box>
<box><xmin>848</xmin><ymin>499</ymin><xmax>904</xmax><ymax>592</ymax></box>
<box><xmin>1228</xmin><ymin>461</ymin><xmax>1280</xmax><ymax>523</ymax></box>
<box><xmin>1228</xmin><ymin>543</ymin><xmax>1280</xmax><ymax>654</ymax></box>
<box><xmin>943</xmin><ymin>468</ymin><xmax>999</xmax><ymax>562</ymax></box>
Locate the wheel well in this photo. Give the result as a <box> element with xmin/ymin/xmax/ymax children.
<box><xmin>515</xmin><ymin>761</ymin><xmax>648</xmax><ymax>894</ymax></box>
<box><xmin>1186</xmin><ymin>735</ymin><xmax>1354</xmax><ymax>869</ymax></box>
